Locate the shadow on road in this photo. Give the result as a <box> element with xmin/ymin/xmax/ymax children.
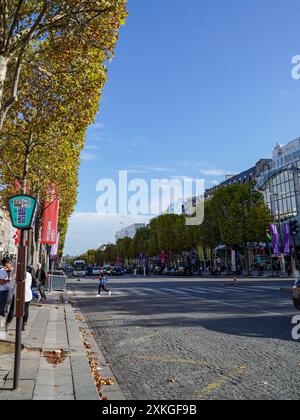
<box><xmin>73</xmin><ymin>293</ymin><xmax>297</xmax><ymax>342</ymax></box>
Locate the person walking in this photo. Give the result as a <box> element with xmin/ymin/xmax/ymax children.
<box><xmin>6</xmin><ymin>266</ymin><xmax>33</xmax><ymax>332</ymax></box>
<box><xmin>36</xmin><ymin>263</ymin><xmax>47</xmax><ymax>302</ymax></box>
<box><xmin>97</xmin><ymin>273</ymin><xmax>111</xmax><ymax>297</ymax></box>
<box><xmin>27</xmin><ymin>265</ymin><xmax>40</xmax><ymax>302</ymax></box>
<box><xmin>0</xmin><ymin>257</ymin><xmax>13</xmax><ymax>328</ymax></box>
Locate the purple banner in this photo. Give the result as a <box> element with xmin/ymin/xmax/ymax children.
<box><xmin>283</xmin><ymin>223</ymin><xmax>291</xmax><ymax>255</ymax></box>
<box><xmin>270</xmin><ymin>224</ymin><xmax>281</xmax><ymax>255</ymax></box>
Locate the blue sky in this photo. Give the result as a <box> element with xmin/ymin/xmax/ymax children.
<box><xmin>64</xmin><ymin>0</ymin><xmax>300</xmax><ymax>255</ymax></box>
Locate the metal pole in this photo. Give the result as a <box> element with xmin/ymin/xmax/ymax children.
<box><xmin>13</xmin><ymin>230</ymin><xmax>27</xmax><ymax>390</ymax></box>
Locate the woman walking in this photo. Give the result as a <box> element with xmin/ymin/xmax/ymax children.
<box><xmin>97</xmin><ymin>273</ymin><xmax>111</xmax><ymax>297</ymax></box>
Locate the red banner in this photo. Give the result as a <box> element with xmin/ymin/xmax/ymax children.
<box><xmin>14</xmin><ymin>230</ymin><xmax>21</xmax><ymax>246</ymax></box>
<box><xmin>41</xmin><ymin>187</ymin><xmax>60</xmax><ymax>245</ymax></box>
<box><xmin>160</xmin><ymin>250</ymin><xmax>166</xmax><ymax>264</ymax></box>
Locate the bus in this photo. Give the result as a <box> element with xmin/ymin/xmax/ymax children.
<box><xmin>73</xmin><ymin>260</ymin><xmax>86</xmax><ymax>277</ymax></box>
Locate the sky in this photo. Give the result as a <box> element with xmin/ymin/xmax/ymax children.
<box><xmin>64</xmin><ymin>0</ymin><xmax>300</xmax><ymax>256</ymax></box>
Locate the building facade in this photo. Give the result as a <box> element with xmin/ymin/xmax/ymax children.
<box><xmin>115</xmin><ymin>223</ymin><xmax>146</xmax><ymax>242</ymax></box>
<box><xmin>205</xmin><ymin>159</ymin><xmax>272</xmax><ymax>199</ymax></box>
<box><xmin>256</xmin><ymin>139</ymin><xmax>300</xmax><ymax>225</ymax></box>
<box><xmin>0</xmin><ymin>207</ymin><xmax>17</xmax><ymax>258</ymax></box>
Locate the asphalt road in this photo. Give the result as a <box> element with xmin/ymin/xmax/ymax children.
<box><xmin>68</xmin><ymin>277</ymin><xmax>300</xmax><ymax>400</ymax></box>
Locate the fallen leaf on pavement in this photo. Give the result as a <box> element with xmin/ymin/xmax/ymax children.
<box><xmin>44</xmin><ymin>349</ymin><xmax>66</xmax><ymax>365</ymax></box>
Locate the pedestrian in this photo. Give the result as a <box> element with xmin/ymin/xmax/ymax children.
<box><xmin>5</xmin><ymin>266</ymin><xmax>33</xmax><ymax>332</ymax></box>
<box><xmin>287</xmin><ymin>262</ymin><xmax>293</xmax><ymax>277</ymax></box>
<box><xmin>27</xmin><ymin>265</ymin><xmax>40</xmax><ymax>302</ymax></box>
<box><xmin>0</xmin><ymin>257</ymin><xmax>13</xmax><ymax>328</ymax></box>
<box><xmin>97</xmin><ymin>273</ymin><xmax>111</xmax><ymax>297</ymax></box>
<box><xmin>36</xmin><ymin>263</ymin><xmax>47</xmax><ymax>301</ymax></box>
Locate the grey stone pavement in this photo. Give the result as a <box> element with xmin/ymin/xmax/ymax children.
<box><xmin>0</xmin><ymin>292</ymin><xmax>123</xmax><ymax>400</ymax></box>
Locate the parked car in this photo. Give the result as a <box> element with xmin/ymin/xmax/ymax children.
<box><xmin>175</xmin><ymin>266</ymin><xmax>193</xmax><ymax>276</ymax></box>
<box><xmin>92</xmin><ymin>266</ymin><xmax>100</xmax><ymax>276</ymax></box>
<box><xmin>113</xmin><ymin>267</ymin><xmax>124</xmax><ymax>276</ymax></box>
<box><xmin>293</xmin><ymin>279</ymin><xmax>300</xmax><ymax>310</ymax></box>
<box><xmin>123</xmin><ymin>267</ymin><xmax>131</xmax><ymax>275</ymax></box>
<box><xmin>86</xmin><ymin>266</ymin><xmax>93</xmax><ymax>276</ymax></box>
<box><xmin>101</xmin><ymin>265</ymin><xmax>113</xmax><ymax>276</ymax></box>
<box><xmin>153</xmin><ymin>266</ymin><xmax>163</xmax><ymax>275</ymax></box>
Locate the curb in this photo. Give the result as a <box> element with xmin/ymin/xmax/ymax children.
<box><xmin>66</xmin><ymin>289</ymin><xmax>126</xmax><ymax>400</ymax></box>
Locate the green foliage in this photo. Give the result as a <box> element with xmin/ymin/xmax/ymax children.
<box><xmin>73</xmin><ymin>183</ymin><xmax>272</xmax><ymax>263</ymax></box>
<box><xmin>207</xmin><ymin>183</ymin><xmax>271</xmax><ymax>246</ymax></box>
<box><xmin>0</xmin><ymin>0</ymin><xmax>128</xmax><ymax>258</ymax></box>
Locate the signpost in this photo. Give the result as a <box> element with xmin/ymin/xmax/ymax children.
<box><xmin>7</xmin><ymin>194</ymin><xmax>38</xmax><ymax>390</ymax></box>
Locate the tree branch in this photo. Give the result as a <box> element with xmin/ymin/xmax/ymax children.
<box><xmin>0</xmin><ymin>151</ymin><xmax>22</xmax><ymax>181</ymax></box>
<box><xmin>5</xmin><ymin>0</ymin><xmax>24</xmax><ymax>52</ymax></box>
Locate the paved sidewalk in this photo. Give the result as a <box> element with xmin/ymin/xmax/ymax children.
<box><xmin>0</xmin><ymin>293</ymin><xmax>113</xmax><ymax>400</ymax></box>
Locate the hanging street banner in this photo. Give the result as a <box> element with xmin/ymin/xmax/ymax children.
<box><xmin>283</xmin><ymin>223</ymin><xmax>291</xmax><ymax>255</ymax></box>
<box><xmin>41</xmin><ymin>186</ymin><xmax>60</xmax><ymax>245</ymax></box>
<box><xmin>270</xmin><ymin>224</ymin><xmax>281</xmax><ymax>256</ymax></box>
<box><xmin>8</xmin><ymin>195</ymin><xmax>38</xmax><ymax>230</ymax></box>
<box><xmin>50</xmin><ymin>233</ymin><xmax>60</xmax><ymax>256</ymax></box>
<box><xmin>231</xmin><ymin>249</ymin><xmax>237</xmax><ymax>273</ymax></box>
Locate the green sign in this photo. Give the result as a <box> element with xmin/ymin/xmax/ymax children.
<box><xmin>8</xmin><ymin>195</ymin><xmax>38</xmax><ymax>230</ymax></box>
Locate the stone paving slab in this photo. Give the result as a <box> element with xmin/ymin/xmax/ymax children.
<box><xmin>0</xmin><ymin>292</ymin><xmax>102</xmax><ymax>400</ymax></box>
<box><xmin>23</xmin><ymin>307</ymin><xmax>51</xmax><ymax>350</ymax></box>
<box><xmin>0</xmin><ymin>380</ymin><xmax>35</xmax><ymax>400</ymax></box>
<box><xmin>7</xmin><ymin>357</ymin><xmax>40</xmax><ymax>381</ymax></box>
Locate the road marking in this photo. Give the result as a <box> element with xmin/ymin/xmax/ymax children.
<box><xmin>251</xmin><ymin>286</ymin><xmax>280</xmax><ymax>291</ymax></box>
<box><xmin>160</xmin><ymin>288</ymin><xmax>188</xmax><ymax>295</ymax></box>
<box><xmin>260</xmin><ymin>310</ymin><xmax>282</xmax><ymax>316</ymax></box>
<box><xmin>194</xmin><ymin>366</ymin><xmax>248</xmax><ymax>400</ymax></box>
<box><xmin>210</xmin><ymin>300</ymin><xmax>245</xmax><ymax>309</ymax></box>
<box><xmin>126</xmin><ymin>289</ymin><xmax>147</xmax><ymax>296</ymax></box>
<box><xmin>143</xmin><ymin>288</ymin><xmax>170</xmax><ymax>295</ymax></box>
<box><xmin>179</xmin><ymin>288</ymin><xmax>207</xmax><ymax>295</ymax></box>
<box><xmin>180</xmin><ymin>287</ymin><xmax>224</xmax><ymax>294</ymax></box>
<box><xmin>206</xmin><ymin>287</ymin><xmax>226</xmax><ymax>293</ymax></box>
<box><xmin>131</xmin><ymin>288</ymin><xmax>168</xmax><ymax>296</ymax></box>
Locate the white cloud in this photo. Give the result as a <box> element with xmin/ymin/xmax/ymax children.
<box><xmin>91</xmin><ymin>122</ymin><xmax>106</xmax><ymax>130</ymax></box>
<box><xmin>81</xmin><ymin>152</ymin><xmax>98</xmax><ymax>162</ymax></box>
<box><xmin>85</xmin><ymin>145</ymin><xmax>101</xmax><ymax>151</ymax></box>
<box><xmin>86</xmin><ymin>134</ymin><xmax>147</xmax><ymax>149</ymax></box>
<box><xmin>64</xmin><ymin>213</ymin><xmax>151</xmax><ymax>256</ymax></box>
<box><xmin>128</xmin><ymin>165</ymin><xmax>176</xmax><ymax>174</ymax></box>
<box><xmin>198</xmin><ymin>168</ymin><xmax>227</xmax><ymax>176</ymax></box>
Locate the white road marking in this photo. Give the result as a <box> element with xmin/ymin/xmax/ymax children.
<box><xmin>160</xmin><ymin>288</ymin><xmax>188</xmax><ymax>295</ymax></box>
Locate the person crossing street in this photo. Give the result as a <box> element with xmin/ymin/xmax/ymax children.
<box><xmin>97</xmin><ymin>272</ymin><xmax>111</xmax><ymax>297</ymax></box>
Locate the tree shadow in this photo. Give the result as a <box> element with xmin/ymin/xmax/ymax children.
<box><xmin>75</xmin><ymin>291</ymin><xmax>297</xmax><ymax>342</ymax></box>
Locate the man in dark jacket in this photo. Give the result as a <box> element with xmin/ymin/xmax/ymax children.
<box><xmin>36</xmin><ymin>263</ymin><xmax>47</xmax><ymax>301</ymax></box>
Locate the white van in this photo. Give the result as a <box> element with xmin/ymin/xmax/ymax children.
<box><xmin>73</xmin><ymin>260</ymin><xmax>86</xmax><ymax>277</ymax></box>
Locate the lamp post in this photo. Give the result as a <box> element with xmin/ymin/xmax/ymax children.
<box><xmin>7</xmin><ymin>194</ymin><xmax>38</xmax><ymax>390</ymax></box>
